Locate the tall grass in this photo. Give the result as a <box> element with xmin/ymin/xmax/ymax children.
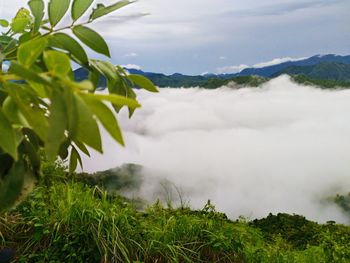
<box><xmin>0</xmin><ymin>163</ymin><xmax>349</xmax><ymax>262</ymax></box>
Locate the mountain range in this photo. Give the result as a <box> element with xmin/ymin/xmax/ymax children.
<box><xmin>74</xmin><ymin>54</ymin><xmax>350</xmax><ymax>89</ymax></box>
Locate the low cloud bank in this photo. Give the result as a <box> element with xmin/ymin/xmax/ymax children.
<box><xmin>216</xmin><ymin>56</ymin><xmax>307</xmax><ymax>74</ymax></box>
<box><xmin>84</xmin><ymin>76</ymin><xmax>350</xmax><ymax>223</ymax></box>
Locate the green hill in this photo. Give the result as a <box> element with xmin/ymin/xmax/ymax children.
<box><xmin>274</xmin><ymin>62</ymin><xmax>350</xmax><ymax>82</ymax></box>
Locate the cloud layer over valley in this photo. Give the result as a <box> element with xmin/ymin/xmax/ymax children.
<box><xmin>84</xmin><ymin>76</ymin><xmax>350</xmax><ymax>223</ymax></box>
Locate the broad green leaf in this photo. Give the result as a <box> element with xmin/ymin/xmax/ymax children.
<box><xmin>27</xmin><ymin>82</ymin><xmax>47</xmax><ymax>98</ymax></box>
<box><xmin>88</xmin><ymin>67</ymin><xmax>100</xmax><ymax>91</ymax></box>
<box><xmin>5</xmin><ymin>83</ymin><xmax>48</xmax><ymax>141</ymax></box>
<box><xmin>48</xmin><ymin>0</ymin><xmax>70</xmax><ymax>27</ymax></box>
<box><xmin>74</xmin><ymin>140</ymin><xmax>90</xmax><ymax>156</ymax></box>
<box><xmin>17</xmin><ymin>37</ymin><xmax>47</xmax><ymax>67</ymax></box>
<box><xmin>45</xmin><ymin>91</ymin><xmax>67</xmax><ymax>161</ymax></box>
<box><xmin>18</xmin><ymin>32</ymin><xmax>33</xmax><ymax>44</ymax></box>
<box><xmin>28</xmin><ymin>0</ymin><xmax>44</xmax><ymax>32</ymax></box>
<box><xmin>74</xmin><ymin>94</ymin><xmax>102</xmax><ymax>152</ymax></box>
<box><xmin>0</xmin><ymin>19</ymin><xmax>9</xmax><ymax>27</ymax></box>
<box><xmin>64</xmin><ymin>79</ymin><xmax>94</xmax><ymax>91</ymax></box>
<box><xmin>90</xmin><ymin>1</ymin><xmax>133</xmax><ymax>21</ymax></box>
<box><xmin>81</xmin><ymin>92</ymin><xmax>141</xmax><ymax>109</ymax></box>
<box><xmin>106</xmin><ymin>78</ymin><xmax>137</xmax><ymax>116</ymax></box>
<box><xmin>72</xmin><ymin>0</ymin><xmax>93</xmax><ymax>21</ymax></box>
<box><xmin>90</xmin><ymin>60</ymin><xmax>118</xmax><ymax>80</ymax></box>
<box><xmin>58</xmin><ymin>139</ymin><xmax>70</xmax><ymax>160</ymax></box>
<box><xmin>11</xmin><ymin>17</ymin><xmax>31</xmax><ymax>33</ymax></box>
<box><xmin>0</xmin><ymin>109</ymin><xmax>17</xmax><ymax>159</ymax></box>
<box><xmin>0</xmin><ymin>36</ymin><xmax>13</xmax><ymax>46</ymax></box>
<box><xmin>69</xmin><ymin>146</ymin><xmax>82</xmax><ymax>172</ymax></box>
<box><xmin>44</xmin><ymin>50</ymin><xmax>71</xmax><ymax>76</ymax></box>
<box><xmin>23</xmin><ymin>139</ymin><xmax>41</xmax><ymax>175</ymax></box>
<box><xmin>0</xmin><ymin>160</ymin><xmax>25</xmax><ymax>213</ymax></box>
<box><xmin>73</xmin><ymin>25</ymin><xmax>110</xmax><ymax>57</ymax></box>
<box><xmin>0</xmin><ymin>159</ymin><xmax>37</xmax><ymax>212</ymax></box>
<box><xmin>2</xmin><ymin>97</ymin><xmax>28</xmax><ymax>127</ymax></box>
<box><xmin>83</xmin><ymin>95</ymin><xmax>124</xmax><ymax>146</ymax></box>
<box><xmin>129</xmin><ymin>74</ymin><xmax>158</xmax><ymax>92</ymax></box>
<box><xmin>50</xmin><ymin>33</ymin><xmax>88</xmax><ymax>64</ymax></box>
<box><xmin>1</xmin><ymin>37</ymin><xmax>17</xmax><ymax>54</ymax></box>
<box><xmin>9</xmin><ymin>62</ymin><xmax>50</xmax><ymax>85</ymax></box>
<box><xmin>63</xmin><ymin>88</ymin><xmax>78</xmax><ymax>139</ymax></box>
<box><xmin>11</xmin><ymin>8</ymin><xmax>31</xmax><ymax>33</ymax></box>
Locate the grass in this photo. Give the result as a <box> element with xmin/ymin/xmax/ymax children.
<box><xmin>1</xmin><ymin>162</ymin><xmax>350</xmax><ymax>262</ymax></box>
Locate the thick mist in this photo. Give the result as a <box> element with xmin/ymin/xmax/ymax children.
<box><xmin>83</xmin><ymin>75</ymin><xmax>350</xmax><ymax>224</ymax></box>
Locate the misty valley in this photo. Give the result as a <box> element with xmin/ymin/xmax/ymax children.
<box><xmin>84</xmin><ymin>76</ymin><xmax>350</xmax><ymax>224</ymax></box>
<box><xmin>1</xmin><ymin>0</ymin><xmax>350</xmax><ymax>261</ymax></box>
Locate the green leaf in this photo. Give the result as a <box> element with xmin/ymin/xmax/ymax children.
<box><xmin>81</xmin><ymin>92</ymin><xmax>141</xmax><ymax>109</ymax></box>
<box><xmin>69</xmin><ymin>145</ymin><xmax>82</xmax><ymax>173</ymax></box>
<box><xmin>0</xmin><ymin>109</ymin><xmax>17</xmax><ymax>160</ymax></box>
<box><xmin>23</xmin><ymin>139</ymin><xmax>41</xmax><ymax>175</ymax></box>
<box><xmin>90</xmin><ymin>60</ymin><xmax>118</xmax><ymax>80</ymax></box>
<box><xmin>5</xmin><ymin>83</ymin><xmax>48</xmax><ymax>141</ymax></box>
<box><xmin>72</xmin><ymin>25</ymin><xmax>110</xmax><ymax>57</ymax></box>
<box><xmin>2</xmin><ymin>97</ymin><xmax>28</xmax><ymax>127</ymax></box>
<box><xmin>48</xmin><ymin>0</ymin><xmax>70</xmax><ymax>27</ymax></box>
<box><xmin>129</xmin><ymin>74</ymin><xmax>158</xmax><ymax>92</ymax></box>
<box><xmin>11</xmin><ymin>8</ymin><xmax>32</xmax><ymax>33</ymax></box>
<box><xmin>72</xmin><ymin>0</ymin><xmax>94</xmax><ymax>21</ymax></box>
<box><xmin>63</xmin><ymin>88</ymin><xmax>78</xmax><ymax>139</ymax></box>
<box><xmin>9</xmin><ymin>62</ymin><xmax>50</xmax><ymax>85</ymax></box>
<box><xmin>17</xmin><ymin>37</ymin><xmax>47</xmax><ymax>67</ymax></box>
<box><xmin>64</xmin><ymin>79</ymin><xmax>94</xmax><ymax>91</ymax></box>
<box><xmin>45</xmin><ymin>91</ymin><xmax>67</xmax><ymax>161</ymax></box>
<box><xmin>74</xmin><ymin>140</ymin><xmax>90</xmax><ymax>157</ymax></box>
<box><xmin>0</xmin><ymin>36</ymin><xmax>13</xmax><ymax>46</ymax></box>
<box><xmin>90</xmin><ymin>1</ymin><xmax>133</xmax><ymax>21</ymax></box>
<box><xmin>0</xmin><ymin>160</ymin><xmax>25</xmax><ymax>213</ymax></box>
<box><xmin>50</xmin><ymin>33</ymin><xmax>88</xmax><ymax>64</ymax></box>
<box><xmin>44</xmin><ymin>50</ymin><xmax>71</xmax><ymax>76</ymax></box>
<box><xmin>0</xmin><ymin>19</ymin><xmax>9</xmax><ymax>28</ymax></box>
<box><xmin>28</xmin><ymin>0</ymin><xmax>45</xmax><ymax>32</ymax></box>
<box><xmin>88</xmin><ymin>67</ymin><xmax>100</xmax><ymax>91</ymax></box>
<box><xmin>82</xmin><ymin>95</ymin><xmax>124</xmax><ymax>146</ymax></box>
<box><xmin>74</xmin><ymin>94</ymin><xmax>102</xmax><ymax>152</ymax></box>
<box><xmin>11</xmin><ymin>18</ymin><xmax>31</xmax><ymax>33</ymax></box>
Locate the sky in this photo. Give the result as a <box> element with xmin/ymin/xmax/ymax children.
<box><xmin>1</xmin><ymin>0</ymin><xmax>349</xmax><ymax>74</ymax></box>
<box><xmin>82</xmin><ymin>77</ymin><xmax>350</xmax><ymax>223</ymax></box>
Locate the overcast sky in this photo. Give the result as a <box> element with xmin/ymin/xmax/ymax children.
<box><xmin>1</xmin><ymin>0</ymin><xmax>349</xmax><ymax>74</ymax></box>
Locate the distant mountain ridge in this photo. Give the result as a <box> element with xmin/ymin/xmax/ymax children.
<box><xmin>272</xmin><ymin>62</ymin><xmax>350</xmax><ymax>82</ymax></box>
<box><xmin>234</xmin><ymin>54</ymin><xmax>350</xmax><ymax>78</ymax></box>
<box><xmin>74</xmin><ymin>54</ymin><xmax>350</xmax><ymax>89</ymax></box>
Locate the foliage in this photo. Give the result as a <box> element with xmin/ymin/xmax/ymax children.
<box><xmin>1</xmin><ymin>163</ymin><xmax>350</xmax><ymax>262</ymax></box>
<box><xmin>273</xmin><ymin>62</ymin><xmax>350</xmax><ymax>82</ymax></box>
<box><xmin>333</xmin><ymin>192</ymin><xmax>350</xmax><ymax>216</ymax></box>
<box><xmin>0</xmin><ymin>0</ymin><xmax>157</xmax><ymax>212</ymax></box>
<box><xmin>291</xmin><ymin>75</ymin><xmax>350</xmax><ymax>89</ymax></box>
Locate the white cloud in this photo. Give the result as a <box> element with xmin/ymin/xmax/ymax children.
<box><xmin>124</xmin><ymin>52</ymin><xmax>138</xmax><ymax>57</ymax></box>
<box><xmin>216</xmin><ymin>56</ymin><xmax>308</xmax><ymax>74</ymax></box>
<box><xmin>219</xmin><ymin>56</ymin><xmax>227</xmax><ymax>60</ymax></box>
<box><xmin>253</xmin><ymin>56</ymin><xmax>308</xmax><ymax>68</ymax></box>
<box><xmin>216</xmin><ymin>64</ymin><xmax>249</xmax><ymax>74</ymax></box>
<box><xmin>84</xmin><ymin>76</ymin><xmax>350</xmax><ymax>224</ymax></box>
<box><xmin>122</xmin><ymin>64</ymin><xmax>142</xmax><ymax>70</ymax></box>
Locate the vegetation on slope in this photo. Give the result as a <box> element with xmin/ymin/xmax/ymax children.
<box><xmin>1</xmin><ymin>162</ymin><xmax>350</xmax><ymax>263</ymax></box>
<box><xmin>273</xmin><ymin>62</ymin><xmax>350</xmax><ymax>82</ymax></box>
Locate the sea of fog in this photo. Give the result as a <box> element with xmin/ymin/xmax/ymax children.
<box><xmin>83</xmin><ymin>75</ymin><xmax>350</xmax><ymax>224</ymax></box>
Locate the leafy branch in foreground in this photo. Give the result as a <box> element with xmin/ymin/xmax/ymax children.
<box><xmin>0</xmin><ymin>0</ymin><xmax>158</xmax><ymax>212</ymax></box>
